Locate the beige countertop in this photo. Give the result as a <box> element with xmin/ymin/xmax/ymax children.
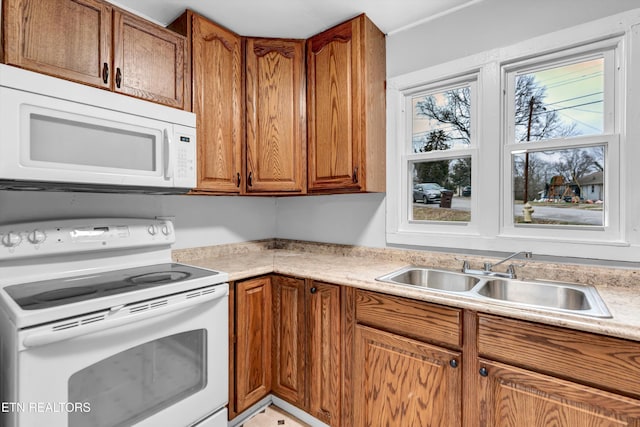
<box><xmin>174</xmin><ymin>239</ymin><xmax>640</xmax><ymax>343</ymax></box>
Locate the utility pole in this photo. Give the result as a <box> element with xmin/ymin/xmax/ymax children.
<box><xmin>524</xmin><ymin>96</ymin><xmax>535</xmax><ymax>202</ymax></box>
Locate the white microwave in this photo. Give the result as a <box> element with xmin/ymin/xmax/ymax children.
<box><xmin>0</xmin><ymin>64</ymin><xmax>197</xmax><ymax>194</ymax></box>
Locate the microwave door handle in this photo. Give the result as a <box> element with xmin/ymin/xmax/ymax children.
<box><xmin>21</xmin><ymin>287</ymin><xmax>227</xmax><ymax>349</ymax></box>
<box><xmin>163</xmin><ymin>128</ymin><xmax>173</xmax><ymax>180</ymax></box>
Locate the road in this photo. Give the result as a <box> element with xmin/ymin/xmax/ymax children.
<box><xmin>413</xmin><ymin>198</ymin><xmax>603</xmax><ymax>225</ymax></box>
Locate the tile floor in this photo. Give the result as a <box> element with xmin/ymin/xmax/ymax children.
<box><xmin>241</xmin><ymin>405</ymin><xmax>309</xmax><ymax>427</ymax></box>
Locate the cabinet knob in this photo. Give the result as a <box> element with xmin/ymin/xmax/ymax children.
<box><xmin>352</xmin><ymin>167</ymin><xmax>359</xmax><ymax>184</ymax></box>
<box><xmin>248</xmin><ymin>171</ymin><xmax>253</xmax><ymax>187</ymax></box>
<box><xmin>310</xmin><ymin>287</ymin><xmax>317</xmax><ymax>294</ymax></box>
<box><xmin>102</xmin><ymin>63</ymin><xmax>109</xmax><ymax>84</ymax></box>
<box><xmin>479</xmin><ymin>367</ymin><xmax>488</xmax><ymax>377</ymax></box>
<box><xmin>115</xmin><ymin>67</ymin><xmax>122</xmax><ymax>88</ymax></box>
<box><xmin>236</xmin><ymin>172</ymin><xmax>241</xmax><ymax>187</ymax></box>
<box><xmin>449</xmin><ymin>359</ymin><xmax>458</xmax><ymax>368</ymax></box>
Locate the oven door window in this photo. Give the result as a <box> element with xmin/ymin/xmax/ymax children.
<box><xmin>68</xmin><ymin>330</ymin><xmax>207</xmax><ymax>427</ymax></box>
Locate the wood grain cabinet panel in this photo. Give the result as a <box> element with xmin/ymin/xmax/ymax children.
<box><xmin>477</xmin><ymin>359</ymin><xmax>640</xmax><ymax>427</ymax></box>
<box><xmin>235</xmin><ymin>276</ymin><xmax>272</xmax><ymax>413</ymax></box>
<box><xmin>3</xmin><ymin>0</ymin><xmax>187</xmax><ymax>108</ymax></box>
<box><xmin>245</xmin><ymin>38</ymin><xmax>306</xmax><ymax>194</ymax></box>
<box><xmin>171</xmin><ymin>11</ymin><xmax>244</xmax><ymax>192</ymax></box>
<box><xmin>306</xmin><ymin>14</ymin><xmax>386</xmax><ymax>194</ymax></box>
<box><xmin>113</xmin><ymin>10</ymin><xmax>185</xmax><ymax>108</ymax></box>
<box><xmin>271</xmin><ymin>275</ymin><xmax>306</xmax><ymax>407</ymax></box>
<box><xmin>356</xmin><ymin>289</ymin><xmax>462</xmax><ymax>348</ymax></box>
<box><xmin>3</xmin><ymin>0</ymin><xmax>112</xmax><ymax>88</ymax></box>
<box><xmin>477</xmin><ymin>314</ymin><xmax>640</xmax><ymax>398</ymax></box>
<box><xmin>354</xmin><ymin>325</ymin><xmax>462</xmax><ymax>427</ymax></box>
<box><xmin>308</xmin><ymin>281</ymin><xmax>342</xmax><ymax>425</ymax></box>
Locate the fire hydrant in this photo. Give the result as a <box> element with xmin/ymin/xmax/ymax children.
<box><xmin>523</xmin><ymin>202</ymin><xmax>535</xmax><ymax>223</ymax></box>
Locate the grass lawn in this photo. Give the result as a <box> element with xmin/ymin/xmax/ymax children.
<box><xmin>412</xmin><ymin>206</ymin><xmax>471</xmax><ymax>222</ymax></box>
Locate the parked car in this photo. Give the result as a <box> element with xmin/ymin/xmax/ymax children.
<box><xmin>413</xmin><ymin>183</ymin><xmax>447</xmax><ymax>204</ymax></box>
<box><xmin>462</xmin><ymin>185</ymin><xmax>471</xmax><ymax>197</ymax></box>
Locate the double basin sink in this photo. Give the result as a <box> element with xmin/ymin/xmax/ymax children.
<box><xmin>376</xmin><ymin>267</ymin><xmax>611</xmax><ymax>318</ymax></box>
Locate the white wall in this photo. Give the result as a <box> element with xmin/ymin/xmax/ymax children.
<box><xmin>0</xmin><ymin>191</ymin><xmax>277</xmax><ymax>249</ymax></box>
<box><xmin>275</xmin><ymin>193</ymin><xmax>386</xmax><ymax>247</ymax></box>
<box><xmin>387</xmin><ymin>0</ymin><xmax>640</xmax><ymax>77</ymax></box>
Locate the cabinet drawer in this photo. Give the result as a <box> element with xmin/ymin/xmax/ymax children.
<box><xmin>478</xmin><ymin>314</ymin><xmax>640</xmax><ymax>398</ymax></box>
<box><xmin>356</xmin><ymin>290</ymin><xmax>461</xmax><ymax>348</ymax></box>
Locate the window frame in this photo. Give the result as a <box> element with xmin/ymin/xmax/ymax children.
<box><xmin>501</xmin><ymin>41</ymin><xmax>622</xmax><ymax>243</ymax></box>
<box><xmin>397</xmin><ymin>74</ymin><xmax>480</xmax><ymax>236</ymax></box>
<box><xmin>386</xmin><ymin>10</ymin><xmax>640</xmax><ymax>262</ymax></box>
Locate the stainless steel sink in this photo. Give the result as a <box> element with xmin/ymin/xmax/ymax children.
<box><xmin>376</xmin><ymin>267</ymin><xmax>480</xmax><ymax>292</ymax></box>
<box><xmin>475</xmin><ymin>279</ymin><xmax>611</xmax><ymax>317</ymax></box>
<box><xmin>376</xmin><ymin>266</ymin><xmax>612</xmax><ymax>318</ymax></box>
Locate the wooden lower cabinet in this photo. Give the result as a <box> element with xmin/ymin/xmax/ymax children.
<box><xmin>354</xmin><ymin>325</ymin><xmax>462</xmax><ymax>427</ymax></box>
<box><xmin>234</xmin><ymin>276</ymin><xmax>272</xmax><ymax>413</ymax></box>
<box><xmin>477</xmin><ymin>359</ymin><xmax>640</xmax><ymax>427</ymax></box>
<box><xmin>307</xmin><ymin>281</ymin><xmax>342</xmax><ymax>425</ymax></box>
<box><xmin>271</xmin><ymin>275</ymin><xmax>306</xmax><ymax>407</ymax></box>
<box><xmin>232</xmin><ymin>279</ymin><xmax>640</xmax><ymax>427</ymax></box>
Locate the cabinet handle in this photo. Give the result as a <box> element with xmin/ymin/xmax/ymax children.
<box><xmin>479</xmin><ymin>367</ymin><xmax>488</xmax><ymax>377</ymax></box>
<box><xmin>102</xmin><ymin>63</ymin><xmax>109</xmax><ymax>84</ymax></box>
<box><xmin>449</xmin><ymin>359</ymin><xmax>459</xmax><ymax>368</ymax></box>
<box><xmin>247</xmin><ymin>171</ymin><xmax>253</xmax><ymax>187</ymax></box>
<box><xmin>115</xmin><ymin>67</ymin><xmax>122</xmax><ymax>88</ymax></box>
<box><xmin>236</xmin><ymin>172</ymin><xmax>241</xmax><ymax>187</ymax></box>
<box><xmin>310</xmin><ymin>287</ymin><xmax>317</xmax><ymax>294</ymax></box>
<box><xmin>352</xmin><ymin>167</ymin><xmax>359</xmax><ymax>184</ymax></box>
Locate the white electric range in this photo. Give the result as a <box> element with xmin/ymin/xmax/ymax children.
<box><xmin>0</xmin><ymin>218</ymin><xmax>228</xmax><ymax>427</ymax></box>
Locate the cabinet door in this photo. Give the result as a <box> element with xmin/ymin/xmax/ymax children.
<box><xmin>4</xmin><ymin>0</ymin><xmax>112</xmax><ymax>88</ymax></box>
<box><xmin>191</xmin><ymin>14</ymin><xmax>243</xmax><ymax>193</ymax></box>
<box><xmin>245</xmin><ymin>38</ymin><xmax>306</xmax><ymax>194</ymax></box>
<box><xmin>307</xmin><ymin>281</ymin><xmax>341</xmax><ymax>425</ymax></box>
<box><xmin>113</xmin><ymin>10</ymin><xmax>185</xmax><ymax>108</ymax></box>
<box><xmin>354</xmin><ymin>325</ymin><xmax>462</xmax><ymax>427</ymax></box>
<box><xmin>235</xmin><ymin>277</ymin><xmax>272</xmax><ymax>413</ymax></box>
<box><xmin>478</xmin><ymin>359</ymin><xmax>640</xmax><ymax>427</ymax></box>
<box><xmin>271</xmin><ymin>275</ymin><xmax>306</xmax><ymax>407</ymax></box>
<box><xmin>306</xmin><ymin>18</ymin><xmax>362</xmax><ymax>193</ymax></box>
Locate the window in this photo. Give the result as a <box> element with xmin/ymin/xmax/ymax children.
<box><xmin>502</xmin><ymin>45</ymin><xmax>619</xmax><ymax>240</ymax></box>
<box><xmin>386</xmin><ymin>11</ymin><xmax>640</xmax><ymax>261</ymax></box>
<box><xmin>390</xmin><ymin>75</ymin><xmax>478</xmax><ymax>236</ymax></box>
<box><xmin>409</xmin><ymin>83</ymin><xmax>474</xmax><ymax>223</ymax></box>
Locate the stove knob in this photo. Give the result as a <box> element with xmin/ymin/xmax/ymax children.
<box><xmin>27</xmin><ymin>229</ymin><xmax>46</xmax><ymax>244</ymax></box>
<box><xmin>161</xmin><ymin>224</ymin><xmax>171</xmax><ymax>236</ymax></box>
<box><xmin>147</xmin><ymin>225</ymin><xmax>158</xmax><ymax>236</ymax></box>
<box><xmin>1</xmin><ymin>232</ymin><xmax>22</xmax><ymax>248</ymax></box>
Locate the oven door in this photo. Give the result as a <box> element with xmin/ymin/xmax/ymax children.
<box><xmin>13</xmin><ymin>284</ymin><xmax>228</xmax><ymax>427</ymax></box>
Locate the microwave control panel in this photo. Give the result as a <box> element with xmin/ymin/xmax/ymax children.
<box><xmin>173</xmin><ymin>125</ymin><xmax>196</xmax><ymax>188</ymax></box>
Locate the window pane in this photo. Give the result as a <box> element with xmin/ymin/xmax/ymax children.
<box><xmin>512</xmin><ymin>146</ymin><xmax>605</xmax><ymax>226</ymax></box>
<box><xmin>412</xmin><ymin>157</ymin><xmax>471</xmax><ymax>222</ymax></box>
<box><xmin>514</xmin><ymin>58</ymin><xmax>604</xmax><ymax>143</ymax></box>
<box><xmin>412</xmin><ymin>86</ymin><xmax>471</xmax><ymax>152</ymax></box>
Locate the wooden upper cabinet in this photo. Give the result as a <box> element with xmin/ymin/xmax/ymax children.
<box><xmin>306</xmin><ymin>14</ymin><xmax>386</xmax><ymax>194</ymax></box>
<box><xmin>245</xmin><ymin>38</ymin><xmax>306</xmax><ymax>194</ymax></box>
<box><xmin>3</xmin><ymin>0</ymin><xmax>187</xmax><ymax>108</ymax></box>
<box><xmin>172</xmin><ymin>11</ymin><xmax>243</xmax><ymax>193</ymax></box>
<box><xmin>113</xmin><ymin>10</ymin><xmax>185</xmax><ymax>109</ymax></box>
<box><xmin>3</xmin><ymin>0</ymin><xmax>112</xmax><ymax>88</ymax></box>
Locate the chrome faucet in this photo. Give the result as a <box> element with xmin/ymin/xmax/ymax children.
<box><xmin>459</xmin><ymin>251</ymin><xmax>532</xmax><ymax>279</ymax></box>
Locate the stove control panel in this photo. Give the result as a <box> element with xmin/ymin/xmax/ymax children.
<box><xmin>0</xmin><ymin>218</ymin><xmax>175</xmax><ymax>260</ymax></box>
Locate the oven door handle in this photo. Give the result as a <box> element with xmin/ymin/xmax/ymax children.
<box><xmin>22</xmin><ymin>286</ymin><xmax>228</xmax><ymax>349</ymax></box>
